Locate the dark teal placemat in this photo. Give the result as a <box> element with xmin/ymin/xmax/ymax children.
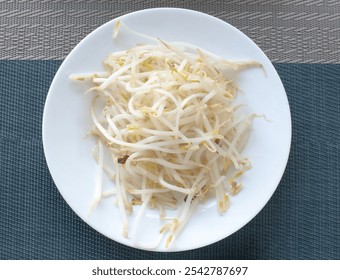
<box><xmin>0</xmin><ymin>61</ymin><xmax>339</xmax><ymax>259</ymax></box>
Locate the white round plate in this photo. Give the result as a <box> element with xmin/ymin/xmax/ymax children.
<box><xmin>43</xmin><ymin>8</ymin><xmax>291</xmax><ymax>252</ymax></box>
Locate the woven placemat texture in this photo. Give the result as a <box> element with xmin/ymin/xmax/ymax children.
<box><xmin>0</xmin><ymin>0</ymin><xmax>339</xmax><ymax>63</ymax></box>
<box><xmin>0</xmin><ymin>61</ymin><xmax>339</xmax><ymax>259</ymax></box>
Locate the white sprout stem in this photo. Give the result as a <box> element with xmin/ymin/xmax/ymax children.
<box><xmin>128</xmin><ymin>188</ymin><xmax>171</xmax><ymax>195</ymax></box>
<box><xmin>135</xmin><ymin>157</ymin><xmax>201</xmax><ymax>170</ymax></box>
<box><xmin>115</xmin><ymin>164</ymin><xmax>129</xmax><ymax>238</ymax></box>
<box><xmin>88</xmin><ymin>140</ymin><xmax>104</xmax><ymax>216</ymax></box>
<box><xmin>159</xmin><ymin>170</ymin><xmax>192</xmax><ymax>194</ymax></box>
<box><xmin>167</xmin><ymin>198</ymin><xmax>200</xmax><ymax>248</ymax></box>
<box><xmin>100</xmin><ymin>56</ymin><xmax>149</xmax><ymax>90</ymax></box>
<box><xmin>92</xmin><ymin>145</ymin><xmax>115</xmax><ymax>180</ymax></box>
<box><xmin>102</xmin><ymin>189</ymin><xmax>117</xmax><ymax>198</ymax></box>
<box><xmin>131</xmin><ymin>193</ymin><xmax>152</xmax><ymax>244</ymax></box>
<box><xmin>106</xmin><ymin>114</ymin><xmax>123</xmax><ymax>140</ymax></box>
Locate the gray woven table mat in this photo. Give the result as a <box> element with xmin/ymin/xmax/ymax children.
<box><xmin>0</xmin><ymin>0</ymin><xmax>339</xmax><ymax>63</ymax></box>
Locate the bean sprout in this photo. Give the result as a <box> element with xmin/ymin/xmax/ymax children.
<box><xmin>70</xmin><ymin>21</ymin><xmax>262</xmax><ymax>249</ymax></box>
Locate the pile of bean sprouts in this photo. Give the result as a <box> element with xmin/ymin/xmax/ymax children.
<box><xmin>70</xmin><ymin>21</ymin><xmax>262</xmax><ymax>249</ymax></box>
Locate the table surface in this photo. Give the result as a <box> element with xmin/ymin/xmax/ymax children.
<box><xmin>0</xmin><ymin>0</ymin><xmax>339</xmax><ymax>259</ymax></box>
